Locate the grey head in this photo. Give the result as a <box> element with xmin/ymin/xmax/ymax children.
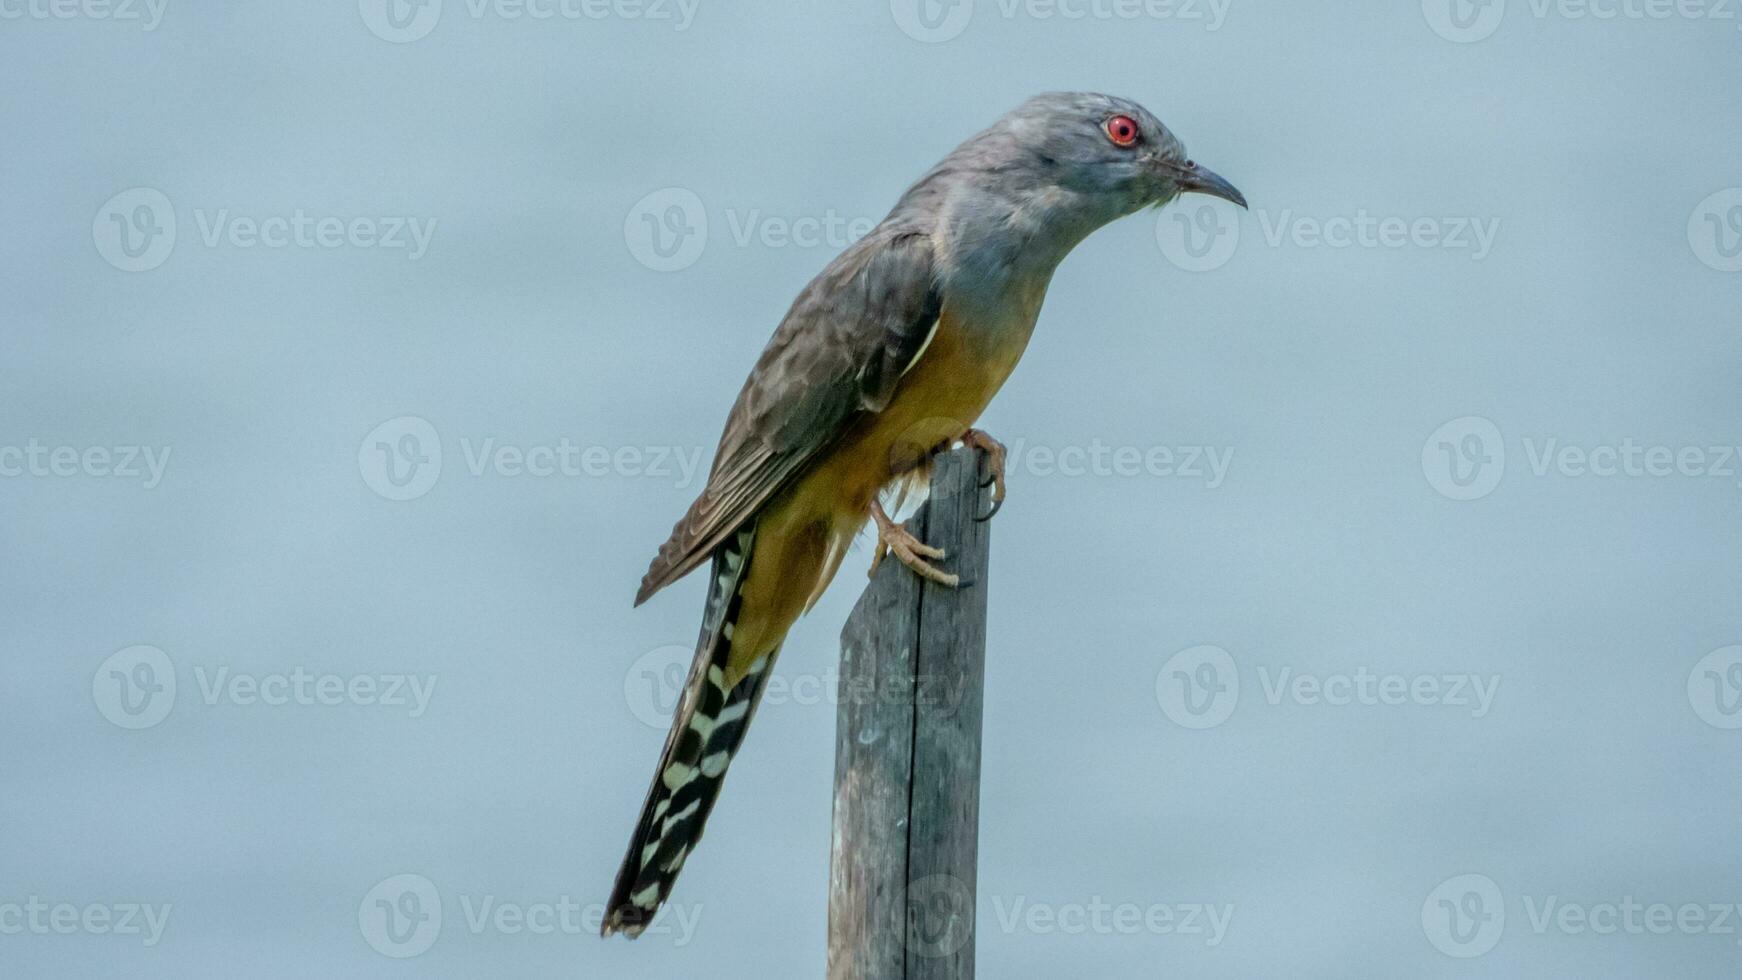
<box><xmin>896</xmin><ymin>91</ymin><xmax>1245</xmax><ymax>288</ymax></box>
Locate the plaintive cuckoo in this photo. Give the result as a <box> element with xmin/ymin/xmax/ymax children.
<box><xmin>604</xmin><ymin>91</ymin><xmax>1245</xmax><ymax>937</ymax></box>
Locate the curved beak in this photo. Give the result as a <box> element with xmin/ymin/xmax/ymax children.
<box><xmin>1174</xmin><ymin>161</ymin><xmax>1247</xmax><ymax>209</ymax></box>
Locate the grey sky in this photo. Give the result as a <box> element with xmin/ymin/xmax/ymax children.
<box><xmin>2</xmin><ymin>2</ymin><xmax>1739</xmax><ymax>977</ymax></box>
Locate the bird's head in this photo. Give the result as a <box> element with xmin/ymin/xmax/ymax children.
<box><xmin>985</xmin><ymin>91</ymin><xmax>1246</xmax><ymax>219</ymax></box>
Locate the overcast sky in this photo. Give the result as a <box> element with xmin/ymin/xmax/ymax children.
<box><xmin>2</xmin><ymin>2</ymin><xmax>1739</xmax><ymax>977</ymax></box>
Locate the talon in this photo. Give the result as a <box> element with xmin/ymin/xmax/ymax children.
<box><xmin>962</xmin><ymin>428</ymin><xmax>1008</xmax><ymax>522</ymax></box>
<box><xmin>869</xmin><ymin>499</ymin><xmax>960</xmax><ymax>588</ymax></box>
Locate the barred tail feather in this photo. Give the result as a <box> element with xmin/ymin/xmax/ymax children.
<box><xmin>604</xmin><ymin>525</ymin><xmax>776</xmax><ymax>937</ymax></box>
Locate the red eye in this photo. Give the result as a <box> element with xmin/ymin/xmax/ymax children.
<box><xmin>1104</xmin><ymin>114</ymin><xmax>1139</xmax><ymax>147</ymax></box>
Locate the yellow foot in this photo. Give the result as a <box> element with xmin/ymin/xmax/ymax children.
<box><xmin>868</xmin><ymin>499</ymin><xmax>959</xmax><ymax>588</ymax></box>
<box><xmin>962</xmin><ymin>428</ymin><xmax>1007</xmax><ymax>522</ymax></box>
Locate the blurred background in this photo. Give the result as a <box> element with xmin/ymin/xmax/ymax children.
<box><xmin>2</xmin><ymin>1</ymin><xmax>1739</xmax><ymax>977</ymax></box>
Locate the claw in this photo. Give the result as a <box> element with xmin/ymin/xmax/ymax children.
<box><xmin>869</xmin><ymin>499</ymin><xmax>960</xmax><ymax>588</ymax></box>
<box><xmin>962</xmin><ymin>429</ymin><xmax>1008</xmax><ymax>523</ymax></box>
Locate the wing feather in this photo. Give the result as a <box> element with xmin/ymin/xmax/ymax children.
<box><xmin>635</xmin><ymin>229</ymin><xmax>941</xmax><ymax>605</ymax></box>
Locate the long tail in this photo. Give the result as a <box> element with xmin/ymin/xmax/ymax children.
<box><xmin>604</xmin><ymin>525</ymin><xmax>777</xmax><ymax>937</ymax></box>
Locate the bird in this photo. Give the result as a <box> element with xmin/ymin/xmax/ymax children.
<box><xmin>603</xmin><ymin>91</ymin><xmax>1245</xmax><ymax>937</ymax></box>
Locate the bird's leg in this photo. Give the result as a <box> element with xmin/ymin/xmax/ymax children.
<box><xmin>961</xmin><ymin>428</ymin><xmax>1008</xmax><ymax>522</ymax></box>
<box><xmin>868</xmin><ymin>499</ymin><xmax>959</xmax><ymax>588</ymax></box>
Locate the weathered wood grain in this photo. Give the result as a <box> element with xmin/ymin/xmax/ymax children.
<box><xmin>829</xmin><ymin>448</ymin><xmax>991</xmax><ymax>980</ymax></box>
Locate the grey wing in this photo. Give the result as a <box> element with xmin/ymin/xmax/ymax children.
<box><xmin>635</xmin><ymin>229</ymin><xmax>941</xmax><ymax>605</ymax></box>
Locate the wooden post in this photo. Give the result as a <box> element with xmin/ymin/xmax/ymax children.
<box><xmin>829</xmin><ymin>448</ymin><xmax>990</xmax><ymax>980</ymax></box>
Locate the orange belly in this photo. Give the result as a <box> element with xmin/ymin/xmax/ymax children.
<box><xmin>722</xmin><ymin>307</ymin><xmax>1033</xmax><ymax>680</ymax></box>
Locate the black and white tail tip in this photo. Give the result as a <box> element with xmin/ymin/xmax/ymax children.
<box><xmin>603</xmin><ymin>528</ymin><xmax>775</xmax><ymax>938</ymax></box>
